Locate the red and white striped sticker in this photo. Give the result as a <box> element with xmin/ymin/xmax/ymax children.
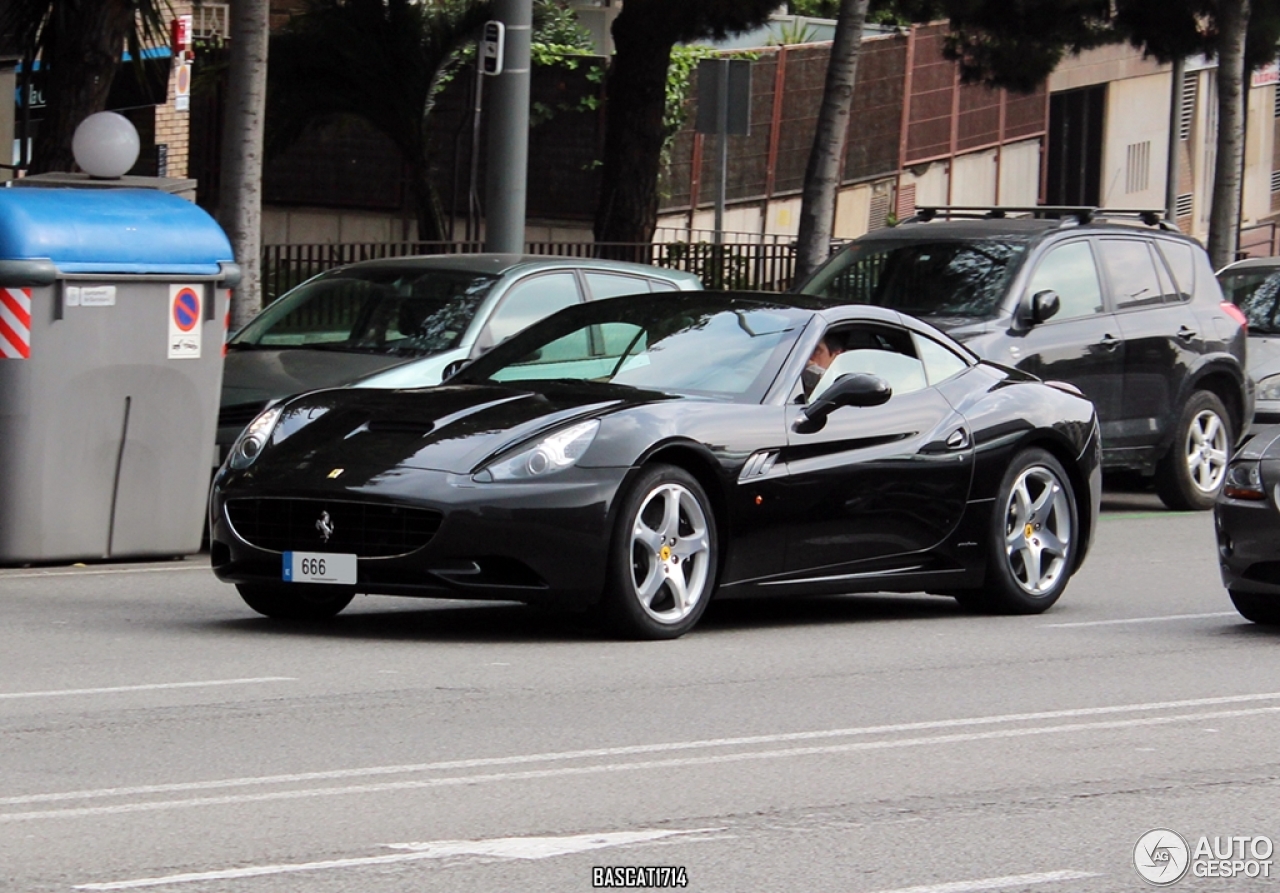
<box><xmin>0</xmin><ymin>287</ymin><xmax>31</xmax><ymax>359</ymax></box>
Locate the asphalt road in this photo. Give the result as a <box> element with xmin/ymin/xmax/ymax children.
<box><xmin>2</xmin><ymin>488</ymin><xmax>1278</xmax><ymax>893</ymax></box>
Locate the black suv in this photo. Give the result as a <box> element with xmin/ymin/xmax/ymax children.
<box><xmin>796</xmin><ymin>206</ymin><xmax>1253</xmax><ymax>510</ymax></box>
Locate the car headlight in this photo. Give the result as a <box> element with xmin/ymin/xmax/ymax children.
<box><xmin>474</xmin><ymin>419</ymin><xmax>600</xmax><ymax>482</ymax></box>
<box><xmin>1223</xmin><ymin>459</ymin><xmax>1266</xmax><ymax>500</ymax></box>
<box><xmin>1257</xmin><ymin>374</ymin><xmax>1280</xmax><ymax>402</ymax></box>
<box><xmin>228</xmin><ymin>406</ymin><xmax>283</xmax><ymax>470</ymax></box>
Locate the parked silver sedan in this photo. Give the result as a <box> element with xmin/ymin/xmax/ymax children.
<box><xmin>218</xmin><ymin>254</ymin><xmax>702</xmax><ymax>462</ymax></box>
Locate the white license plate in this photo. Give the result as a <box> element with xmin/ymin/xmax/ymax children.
<box><xmin>283</xmin><ymin>551</ymin><xmax>356</xmax><ymax>585</ymax></box>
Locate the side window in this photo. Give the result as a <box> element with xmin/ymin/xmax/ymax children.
<box><xmin>1026</xmin><ymin>241</ymin><xmax>1104</xmax><ymax>321</ymax></box>
<box><xmin>913</xmin><ymin>334</ymin><xmax>969</xmax><ymax>385</ymax></box>
<box><xmin>648</xmin><ymin>277</ymin><xmax>680</xmax><ymax>293</ymax></box>
<box><xmin>1148</xmin><ymin>244</ymin><xmax>1179</xmax><ymax>303</ymax></box>
<box><xmin>1156</xmin><ymin>240</ymin><xmax>1196</xmax><ymax>301</ymax></box>
<box><xmin>1098</xmin><ymin>239</ymin><xmax>1164</xmax><ymax>310</ymax></box>
<box><xmin>585</xmin><ymin>272</ymin><xmax>652</xmax><ymax>300</ymax></box>
<box><xmin>485</xmin><ymin>272</ymin><xmax>581</xmax><ymax>346</ymax></box>
<box><xmin>808</xmin><ymin>324</ymin><xmax>927</xmax><ymax>401</ymax></box>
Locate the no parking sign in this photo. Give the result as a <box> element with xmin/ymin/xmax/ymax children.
<box><xmin>168</xmin><ymin>284</ymin><xmax>202</xmax><ymax>359</ymax></box>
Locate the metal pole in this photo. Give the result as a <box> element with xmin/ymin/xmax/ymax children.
<box><xmin>484</xmin><ymin>0</ymin><xmax>531</xmax><ymax>253</ymax></box>
<box><xmin>714</xmin><ymin>59</ymin><xmax>729</xmax><ymax>246</ymax></box>
<box><xmin>1166</xmin><ymin>56</ymin><xmax>1185</xmax><ymax>222</ymax></box>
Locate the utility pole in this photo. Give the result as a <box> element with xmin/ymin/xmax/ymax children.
<box><xmin>483</xmin><ymin>0</ymin><xmax>531</xmax><ymax>253</ymax></box>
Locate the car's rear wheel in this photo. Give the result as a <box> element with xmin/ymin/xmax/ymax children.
<box><xmin>962</xmin><ymin>448</ymin><xmax>1077</xmax><ymax>614</ymax></box>
<box><xmin>235</xmin><ymin>583</ymin><xmax>354</xmax><ymax>620</ymax></box>
<box><xmin>1228</xmin><ymin>589</ymin><xmax>1280</xmax><ymax>625</ymax></box>
<box><xmin>1155</xmin><ymin>390</ymin><xmax>1231</xmax><ymax>511</ymax></box>
<box><xmin>602</xmin><ymin>464</ymin><xmax>718</xmax><ymax>640</ymax></box>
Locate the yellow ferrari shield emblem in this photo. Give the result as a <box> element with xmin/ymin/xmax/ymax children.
<box><xmin>659</xmin><ymin>545</ymin><xmax>672</xmax><ymax>561</ymax></box>
<box><xmin>327</xmin><ymin>468</ymin><xmax>345</xmax><ymax>479</ymax></box>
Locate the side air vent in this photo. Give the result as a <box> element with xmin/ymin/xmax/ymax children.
<box><xmin>739</xmin><ymin>450</ymin><xmax>780</xmax><ymax>482</ymax></box>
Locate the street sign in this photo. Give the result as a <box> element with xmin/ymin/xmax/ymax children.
<box><xmin>481</xmin><ymin>21</ymin><xmax>505</xmax><ymax>76</ymax></box>
<box><xmin>696</xmin><ymin>58</ymin><xmax>751</xmax><ymax>136</ymax></box>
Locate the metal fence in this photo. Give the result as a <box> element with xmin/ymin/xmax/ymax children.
<box><xmin>1238</xmin><ymin>222</ymin><xmax>1280</xmax><ymax>261</ymax></box>
<box><xmin>260</xmin><ymin>239</ymin><xmax>800</xmax><ymax>303</ymax></box>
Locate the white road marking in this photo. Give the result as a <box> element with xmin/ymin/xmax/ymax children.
<box><xmin>0</xmin><ymin>678</ymin><xmax>295</xmax><ymax>701</ymax></box>
<box><xmin>74</xmin><ymin>828</ymin><xmax>716</xmax><ymax>890</ymax></box>
<box><xmin>864</xmin><ymin>871</ymin><xmax>1100</xmax><ymax>893</ymax></box>
<box><xmin>9</xmin><ymin>702</ymin><xmax>1280</xmax><ymax>823</ymax></box>
<box><xmin>4</xmin><ymin>689</ymin><xmax>1277</xmax><ymax>808</ymax></box>
<box><xmin>1041</xmin><ymin>612</ymin><xmax>1237</xmax><ymax>627</ymax></box>
<box><xmin>0</xmin><ymin>565</ymin><xmax>207</xmax><ymax>579</ymax></box>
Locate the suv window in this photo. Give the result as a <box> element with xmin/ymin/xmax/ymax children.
<box><xmin>1098</xmin><ymin>239</ymin><xmax>1164</xmax><ymax>310</ymax></box>
<box><xmin>800</xmin><ymin>238</ymin><xmax>1028</xmax><ymax>319</ymax></box>
<box><xmin>1157</xmin><ymin>240</ymin><xmax>1196</xmax><ymax>300</ymax></box>
<box><xmin>1026</xmin><ymin>241</ymin><xmax>1104</xmax><ymax>321</ymax></box>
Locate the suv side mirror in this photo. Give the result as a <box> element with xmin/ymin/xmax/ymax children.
<box><xmin>1025</xmin><ymin>290</ymin><xmax>1061</xmax><ymax>326</ymax></box>
<box><xmin>797</xmin><ymin>373</ymin><xmax>891</xmax><ymax>433</ymax></box>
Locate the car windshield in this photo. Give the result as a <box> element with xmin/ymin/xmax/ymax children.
<box><xmin>1220</xmin><ymin>268</ymin><xmax>1280</xmax><ymax>334</ymax></box>
<box><xmin>229</xmin><ymin>267</ymin><xmax>498</xmax><ymax>354</ymax></box>
<box><xmin>798</xmin><ymin>237</ymin><xmax>1028</xmax><ymax>319</ymax></box>
<box><xmin>453</xmin><ymin>295</ymin><xmax>808</xmax><ymax>401</ymax></box>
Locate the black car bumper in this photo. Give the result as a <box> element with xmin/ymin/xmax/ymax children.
<box><xmin>1215</xmin><ymin>496</ymin><xmax>1280</xmax><ymax>596</ymax></box>
<box><xmin>210</xmin><ymin>467</ymin><xmax>627</xmax><ymax>607</ymax></box>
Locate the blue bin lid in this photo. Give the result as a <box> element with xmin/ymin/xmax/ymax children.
<box><xmin>0</xmin><ymin>187</ymin><xmax>235</xmax><ymax>275</ymax></box>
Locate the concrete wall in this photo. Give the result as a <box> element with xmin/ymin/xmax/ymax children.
<box><xmin>1099</xmin><ymin>73</ymin><xmax>1170</xmax><ymax>212</ymax></box>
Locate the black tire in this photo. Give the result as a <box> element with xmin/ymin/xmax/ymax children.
<box><xmin>235</xmin><ymin>583</ymin><xmax>354</xmax><ymax>620</ymax></box>
<box><xmin>979</xmin><ymin>447</ymin><xmax>1078</xmax><ymax>614</ymax></box>
<box><xmin>601</xmin><ymin>464</ymin><xmax>718</xmax><ymax>640</ymax></box>
<box><xmin>1229</xmin><ymin>589</ymin><xmax>1280</xmax><ymax>625</ymax></box>
<box><xmin>1154</xmin><ymin>390</ymin><xmax>1232</xmax><ymax>511</ymax></box>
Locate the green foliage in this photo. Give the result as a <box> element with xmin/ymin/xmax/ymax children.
<box><xmin>771</xmin><ymin>19</ymin><xmax>821</xmax><ymax>45</ymax></box>
<box><xmin>786</xmin><ymin>0</ymin><xmax>840</xmax><ymax>16</ymax></box>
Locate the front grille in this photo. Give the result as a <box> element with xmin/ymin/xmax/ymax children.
<box><xmin>219</xmin><ymin>403</ymin><xmax>266</xmax><ymax>430</ymax></box>
<box><xmin>225</xmin><ymin>498</ymin><xmax>442</xmax><ymax>557</ymax></box>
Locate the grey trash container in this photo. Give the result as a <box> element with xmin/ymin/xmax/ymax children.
<box><xmin>0</xmin><ymin>187</ymin><xmax>240</xmax><ymax>563</ymax></box>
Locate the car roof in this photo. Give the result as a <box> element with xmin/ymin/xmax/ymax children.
<box><xmin>851</xmin><ymin>217</ymin><xmax>1197</xmax><ymax>245</ymax></box>
<box><xmin>1218</xmin><ymin>256</ymin><xmax>1280</xmax><ymax>274</ymax></box>
<box><xmin>332</xmin><ymin>252</ymin><xmax>701</xmax><ymax>282</ymax></box>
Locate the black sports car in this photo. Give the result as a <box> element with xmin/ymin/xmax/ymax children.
<box><xmin>1215</xmin><ymin>424</ymin><xmax>1280</xmax><ymax>624</ymax></box>
<box><xmin>210</xmin><ymin>292</ymin><xmax>1102</xmax><ymax>639</ymax></box>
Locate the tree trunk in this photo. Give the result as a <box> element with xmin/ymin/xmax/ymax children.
<box><xmin>30</xmin><ymin>0</ymin><xmax>134</xmax><ymax>173</ymax></box>
<box><xmin>1207</xmin><ymin>0</ymin><xmax>1250</xmax><ymax>270</ymax></box>
<box><xmin>219</xmin><ymin>0</ymin><xmax>271</xmax><ymax>330</ymax></box>
<box><xmin>794</xmin><ymin>0</ymin><xmax>870</xmax><ymax>283</ymax></box>
<box><xmin>593</xmin><ymin>11</ymin><xmax>675</xmax><ymax>248</ymax></box>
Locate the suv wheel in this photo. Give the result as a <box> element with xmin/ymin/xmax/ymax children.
<box><xmin>1154</xmin><ymin>390</ymin><xmax>1231</xmax><ymax>511</ymax></box>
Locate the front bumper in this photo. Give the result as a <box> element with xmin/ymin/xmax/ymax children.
<box><xmin>210</xmin><ymin>466</ymin><xmax>627</xmax><ymax>607</ymax></box>
<box><xmin>1215</xmin><ymin>493</ymin><xmax>1280</xmax><ymax>596</ymax></box>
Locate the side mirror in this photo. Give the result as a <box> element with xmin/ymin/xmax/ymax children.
<box><xmin>797</xmin><ymin>373</ymin><xmax>891</xmax><ymax>433</ymax></box>
<box><xmin>1025</xmin><ymin>289</ymin><xmax>1061</xmax><ymax>326</ymax></box>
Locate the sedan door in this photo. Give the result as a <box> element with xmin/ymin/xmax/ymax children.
<box><xmin>779</xmin><ymin>327</ymin><xmax>975</xmax><ymax>579</ymax></box>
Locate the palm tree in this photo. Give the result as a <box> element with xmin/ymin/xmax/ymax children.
<box><xmin>220</xmin><ymin>0</ymin><xmax>271</xmax><ymax>330</ymax></box>
<box><xmin>266</xmin><ymin>0</ymin><xmax>495</xmax><ymax>243</ymax></box>
<box><xmin>794</xmin><ymin>0</ymin><xmax>870</xmax><ymax>282</ymax></box>
<box><xmin>0</xmin><ymin>0</ymin><xmax>168</xmax><ymax>173</ymax></box>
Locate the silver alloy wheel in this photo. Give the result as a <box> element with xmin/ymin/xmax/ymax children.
<box><xmin>629</xmin><ymin>482</ymin><xmax>712</xmax><ymax>624</ymax></box>
<box><xmin>1003</xmin><ymin>465</ymin><xmax>1072</xmax><ymax>596</ymax></box>
<box><xmin>1183</xmin><ymin>409</ymin><xmax>1228</xmax><ymax>494</ymax></box>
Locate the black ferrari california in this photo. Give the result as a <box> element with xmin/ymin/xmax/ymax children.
<box><xmin>210</xmin><ymin>292</ymin><xmax>1101</xmax><ymax>639</ymax></box>
<box><xmin>1215</xmin><ymin>424</ymin><xmax>1280</xmax><ymax>624</ymax></box>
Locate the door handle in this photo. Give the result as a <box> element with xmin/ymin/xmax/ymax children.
<box><xmin>945</xmin><ymin>428</ymin><xmax>970</xmax><ymax>450</ymax></box>
<box><xmin>1176</xmin><ymin>325</ymin><xmax>1197</xmax><ymax>342</ymax></box>
<box><xmin>1096</xmin><ymin>334</ymin><xmax>1120</xmax><ymax>352</ymax></box>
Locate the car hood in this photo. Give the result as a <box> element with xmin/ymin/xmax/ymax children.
<box><xmin>244</xmin><ymin>382</ymin><xmax>655</xmax><ymax>479</ymax></box>
<box><xmin>1248</xmin><ymin>334</ymin><xmax>1280</xmax><ymax>385</ymax></box>
<box><xmin>220</xmin><ymin>348</ymin><xmax>418</xmax><ymax>410</ymax></box>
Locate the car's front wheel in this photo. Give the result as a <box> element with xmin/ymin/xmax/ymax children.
<box><xmin>960</xmin><ymin>448</ymin><xmax>1077</xmax><ymax>614</ymax></box>
<box><xmin>1229</xmin><ymin>589</ymin><xmax>1280</xmax><ymax>625</ymax></box>
<box><xmin>235</xmin><ymin>583</ymin><xmax>354</xmax><ymax>620</ymax></box>
<box><xmin>602</xmin><ymin>464</ymin><xmax>718</xmax><ymax>640</ymax></box>
<box><xmin>1155</xmin><ymin>390</ymin><xmax>1231</xmax><ymax>511</ymax></box>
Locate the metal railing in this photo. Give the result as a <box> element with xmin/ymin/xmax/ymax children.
<box><xmin>1238</xmin><ymin>221</ymin><xmax>1280</xmax><ymax>260</ymax></box>
<box><xmin>260</xmin><ymin>239</ymin><xmax>800</xmax><ymax>303</ymax></box>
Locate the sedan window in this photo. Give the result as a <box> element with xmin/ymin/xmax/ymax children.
<box><xmin>484</xmin><ymin>272</ymin><xmax>582</xmax><ymax>346</ymax></box>
<box><xmin>230</xmin><ymin>269</ymin><xmax>495</xmax><ymax>354</ymax></box>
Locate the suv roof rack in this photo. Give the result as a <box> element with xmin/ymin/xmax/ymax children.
<box><xmin>906</xmin><ymin>205</ymin><xmax>1178</xmax><ymax>231</ymax></box>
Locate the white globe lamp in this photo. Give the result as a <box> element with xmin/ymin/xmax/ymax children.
<box><xmin>71</xmin><ymin>112</ymin><xmax>141</xmax><ymax>179</ymax></box>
